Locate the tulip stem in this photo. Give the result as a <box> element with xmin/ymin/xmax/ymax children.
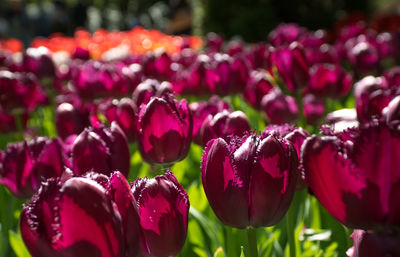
<box><xmin>246</xmin><ymin>227</ymin><xmax>258</xmax><ymax>257</ymax></box>
<box><xmin>286</xmin><ymin>205</ymin><xmax>297</xmax><ymax>257</ymax></box>
<box><xmin>295</xmin><ymin>92</ymin><xmax>306</xmax><ymax>127</ymax></box>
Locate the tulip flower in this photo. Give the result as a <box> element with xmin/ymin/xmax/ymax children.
<box><xmin>383</xmin><ymin>95</ymin><xmax>400</xmax><ymax>126</ymax></box>
<box><xmin>137</xmin><ymin>94</ymin><xmax>192</xmax><ymax>164</ymax></box>
<box><xmin>132</xmin><ymin>171</ymin><xmax>189</xmax><ymax>257</ymax></box>
<box><xmin>23</xmin><ymin>47</ymin><xmax>56</xmax><ymax>79</ymax></box>
<box><xmin>268</xmin><ymin>42</ymin><xmax>310</xmax><ymax>93</ymax></box>
<box><xmin>71</xmin><ymin>122</ymin><xmax>130</xmax><ymax>176</ymax></box>
<box><xmin>302</xmin><ymin>120</ymin><xmax>400</xmax><ymax>230</ymax></box>
<box><xmin>346</xmin><ymin>37</ymin><xmax>380</xmax><ymax>75</ymax></box>
<box><xmin>55</xmin><ymin>102</ymin><xmax>90</xmax><ymax>140</ymax></box>
<box><xmin>303</xmin><ymin>94</ymin><xmax>325</xmax><ymax>125</ymax></box>
<box><xmin>132</xmin><ymin>79</ymin><xmax>173</xmax><ymax>108</ymax></box>
<box><xmin>243</xmin><ymin>70</ymin><xmax>274</xmax><ymax>109</ymax></box>
<box><xmin>268</xmin><ymin>23</ymin><xmax>307</xmax><ymax>47</ymax></box>
<box><xmin>201</xmin><ymin>133</ymin><xmax>298</xmax><ymax>229</ymax></box>
<box><xmin>200</xmin><ymin>110</ymin><xmax>250</xmax><ymax>147</ymax></box>
<box><xmin>308</xmin><ymin>64</ymin><xmax>353</xmax><ymax>98</ymax></box>
<box><xmin>346</xmin><ymin>230</ymin><xmax>400</xmax><ymax>257</ymax></box>
<box><xmin>261</xmin><ymin>88</ymin><xmax>298</xmax><ymax>124</ymax></box>
<box><xmin>0</xmin><ymin>137</ymin><xmax>67</xmax><ymax>198</ymax></box>
<box><xmin>101</xmin><ymin>98</ymin><xmax>138</xmax><ymax>142</ymax></box>
<box><xmin>325</xmin><ymin>108</ymin><xmax>359</xmax><ymax>132</ymax></box>
<box><xmin>20</xmin><ymin>177</ymin><xmax>125</xmax><ymax>257</ymax></box>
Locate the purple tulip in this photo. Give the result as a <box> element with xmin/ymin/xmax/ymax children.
<box><xmin>71</xmin><ymin>122</ymin><xmax>130</xmax><ymax>176</ymax></box>
<box><xmin>132</xmin><ymin>171</ymin><xmax>189</xmax><ymax>257</ymax></box>
<box><xmin>101</xmin><ymin>98</ymin><xmax>138</xmax><ymax>142</ymax></box>
<box><xmin>309</xmin><ymin>64</ymin><xmax>353</xmax><ymax>98</ymax></box>
<box><xmin>106</xmin><ymin>172</ymin><xmax>141</xmax><ymax>257</ymax></box>
<box><xmin>383</xmin><ymin>95</ymin><xmax>400</xmax><ymax>126</ymax></box>
<box><xmin>23</xmin><ymin>47</ymin><xmax>56</xmax><ymax>79</ymax></box>
<box><xmin>245</xmin><ymin>43</ymin><xmax>269</xmax><ymax>70</ymax></box>
<box><xmin>243</xmin><ymin>69</ymin><xmax>274</xmax><ymax>109</ymax></box>
<box><xmin>20</xmin><ymin>177</ymin><xmax>125</xmax><ymax>257</ymax></box>
<box><xmin>55</xmin><ymin>102</ymin><xmax>90</xmax><ymax>140</ymax></box>
<box><xmin>0</xmin><ymin>137</ymin><xmax>67</xmax><ymax>198</ymax></box>
<box><xmin>302</xmin><ymin>120</ymin><xmax>400</xmax><ymax>230</ymax></box>
<box><xmin>206</xmin><ymin>32</ymin><xmax>224</xmax><ymax>53</ymax></box>
<box><xmin>347</xmin><ymin>230</ymin><xmax>400</xmax><ymax>257</ymax></box>
<box><xmin>303</xmin><ymin>94</ymin><xmax>325</xmax><ymax>125</ymax></box>
<box><xmin>0</xmin><ymin>107</ymin><xmax>29</xmax><ymax>134</ymax></box>
<box><xmin>268</xmin><ymin>23</ymin><xmax>307</xmax><ymax>47</ymax></box>
<box><xmin>325</xmin><ymin>108</ymin><xmax>359</xmax><ymax>132</ymax></box>
<box><xmin>142</xmin><ymin>52</ymin><xmax>173</xmax><ymax>79</ymax></box>
<box><xmin>261</xmin><ymin>88</ymin><xmax>299</xmax><ymax>124</ymax></box>
<box><xmin>189</xmin><ymin>96</ymin><xmax>231</xmax><ymax>145</ymax></box>
<box><xmin>72</xmin><ymin>46</ymin><xmax>90</xmax><ymax>60</ymax></box>
<box><xmin>383</xmin><ymin>66</ymin><xmax>400</xmax><ymax>87</ymax></box>
<box><xmin>201</xmin><ymin>133</ymin><xmax>298</xmax><ymax>229</ymax></box>
<box><xmin>137</xmin><ymin>94</ymin><xmax>192</xmax><ymax>164</ymax></box>
<box><xmin>118</xmin><ymin>62</ymin><xmax>144</xmax><ymax>94</ymax></box>
<box><xmin>132</xmin><ymin>79</ymin><xmax>173</xmax><ymax>108</ymax></box>
<box><xmin>346</xmin><ymin>36</ymin><xmax>380</xmax><ymax>75</ymax></box>
<box><xmin>200</xmin><ymin>110</ymin><xmax>250</xmax><ymax>147</ymax></box>
<box><xmin>268</xmin><ymin>42</ymin><xmax>310</xmax><ymax>93</ymax></box>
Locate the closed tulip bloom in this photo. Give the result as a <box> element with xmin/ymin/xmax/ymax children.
<box><xmin>383</xmin><ymin>66</ymin><xmax>400</xmax><ymax>87</ymax></box>
<box><xmin>20</xmin><ymin>177</ymin><xmax>125</xmax><ymax>257</ymax></box>
<box><xmin>201</xmin><ymin>133</ymin><xmax>298</xmax><ymax>229</ymax></box>
<box><xmin>345</xmin><ymin>37</ymin><xmax>380</xmax><ymax>75</ymax></box>
<box><xmin>303</xmin><ymin>94</ymin><xmax>325</xmax><ymax>125</ymax></box>
<box><xmin>261</xmin><ymin>88</ymin><xmax>299</xmax><ymax>124</ymax></box>
<box><xmin>268</xmin><ymin>23</ymin><xmax>307</xmax><ymax>47</ymax></box>
<box><xmin>383</xmin><ymin>95</ymin><xmax>400</xmax><ymax>126</ymax></box>
<box><xmin>0</xmin><ymin>137</ymin><xmax>67</xmax><ymax>198</ymax></box>
<box><xmin>346</xmin><ymin>230</ymin><xmax>400</xmax><ymax>257</ymax></box>
<box><xmin>137</xmin><ymin>94</ymin><xmax>192</xmax><ymax>164</ymax></box>
<box><xmin>309</xmin><ymin>64</ymin><xmax>353</xmax><ymax>98</ymax></box>
<box><xmin>200</xmin><ymin>110</ymin><xmax>250</xmax><ymax>147</ymax></box>
<box><xmin>243</xmin><ymin>70</ymin><xmax>274</xmax><ymax>109</ymax></box>
<box><xmin>268</xmin><ymin>42</ymin><xmax>309</xmax><ymax>93</ymax></box>
<box><xmin>102</xmin><ymin>98</ymin><xmax>138</xmax><ymax>142</ymax></box>
<box><xmin>71</xmin><ymin>122</ymin><xmax>130</xmax><ymax>176</ymax></box>
<box><xmin>132</xmin><ymin>79</ymin><xmax>173</xmax><ymax>108</ymax></box>
<box><xmin>189</xmin><ymin>96</ymin><xmax>231</xmax><ymax>145</ymax></box>
<box><xmin>302</xmin><ymin>120</ymin><xmax>400</xmax><ymax>230</ymax></box>
<box><xmin>132</xmin><ymin>171</ymin><xmax>189</xmax><ymax>257</ymax></box>
<box><xmin>106</xmin><ymin>172</ymin><xmax>141</xmax><ymax>257</ymax></box>
<box><xmin>23</xmin><ymin>47</ymin><xmax>56</xmax><ymax>79</ymax></box>
<box><xmin>55</xmin><ymin>103</ymin><xmax>89</xmax><ymax>140</ymax></box>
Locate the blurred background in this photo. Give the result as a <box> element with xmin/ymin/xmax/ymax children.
<box><xmin>0</xmin><ymin>0</ymin><xmax>399</xmax><ymax>46</ymax></box>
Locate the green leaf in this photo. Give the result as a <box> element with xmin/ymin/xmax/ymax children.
<box><xmin>9</xmin><ymin>231</ymin><xmax>31</xmax><ymax>257</ymax></box>
<box><xmin>239</xmin><ymin>246</ymin><xmax>245</xmax><ymax>257</ymax></box>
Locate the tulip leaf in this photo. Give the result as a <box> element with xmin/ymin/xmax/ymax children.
<box><xmin>9</xmin><ymin>231</ymin><xmax>31</xmax><ymax>257</ymax></box>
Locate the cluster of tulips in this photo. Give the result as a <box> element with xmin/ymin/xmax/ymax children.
<box><xmin>1</xmin><ymin>17</ymin><xmax>400</xmax><ymax>257</ymax></box>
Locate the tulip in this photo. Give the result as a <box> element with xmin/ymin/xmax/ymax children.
<box><xmin>0</xmin><ymin>137</ymin><xmax>67</xmax><ymax>198</ymax></box>
<box><xmin>189</xmin><ymin>96</ymin><xmax>231</xmax><ymax>145</ymax></box>
<box><xmin>205</xmin><ymin>32</ymin><xmax>224</xmax><ymax>53</ymax></box>
<box><xmin>383</xmin><ymin>95</ymin><xmax>400</xmax><ymax>126</ymax></box>
<box><xmin>107</xmin><ymin>172</ymin><xmax>141</xmax><ymax>257</ymax></box>
<box><xmin>200</xmin><ymin>110</ymin><xmax>250</xmax><ymax>147</ymax></box>
<box><xmin>132</xmin><ymin>171</ymin><xmax>189</xmax><ymax>257</ymax></box>
<box><xmin>261</xmin><ymin>88</ymin><xmax>298</xmax><ymax>124</ymax></box>
<box><xmin>383</xmin><ymin>66</ymin><xmax>400</xmax><ymax>87</ymax></box>
<box><xmin>309</xmin><ymin>64</ymin><xmax>353</xmax><ymax>98</ymax></box>
<box><xmin>101</xmin><ymin>98</ymin><xmax>138</xmax><ymax>142</ymax></box>
<box><xmin>55</xmin><ymin>102</ymin><xmax>90</xmax><ymax>140</ymax></box>
<box><xmin>325</xmin><ymin>108</ymin><xmax>359</xmax><ymax>132</ymax></box>
<box><xmin>346</xmin><ymin>37</ymin><xmax>380</xmax><ymax>75</ymax></box>
<box><xmin>23</xmin><ymin>47</ymin><xmax>56</xmax><ymax>79</ymax></box>
<box><xmin>0</xmin><ymin>107</ymin><xmax>29</xmax><ymax>134</ymax></box>
<box><xmin>243</xmin><ymin>70</ymin><xmax>274</xmax><ymax>109</ymax></box>
<box><xmin>137</xmin><ymin>94</ymin><xmax>192</xmax><ymax>164</ymax></box>
<box><xmin>302</xmin><ymin>120</ymin><xmax>400</xmax><ymax>230</ymax></box>
<box><xmin>132</xmin><ymin>79</ymin><xmax>173</xmax><ymax>108</ymax></box>
<box><xmin>71</xmin><ymin>122</ymin><xmax>130</xmax><ymax>176</ymax></box>
<box><xmin>201</xmin><ymin>133</ymin><xmax>298</xmax><ymax>229</ymax></box>
<box><xmin>346</xmin><ymin>230</ymin><xmax>400</xmax><ymax>257</ymax></box>
<box><xmin>20</xmin><ymin>177</ymin><xmax>125</xmax><ymax>257</ymax></box>
<box><xmin>268</xmin><ymin>23</ymin><xmax>307</xmax><ymax>47</ymax></box>
<box><xmin>268</xmin><ymin>42</ymin><xmax>310</xmax><ymax>93</ymax></box>
<box><xmin>245</xmin><ymin>43</ymin><xmax>269</xmax><ymax>70</ymax></box>
<box><xmin>303</xmin><ymin>94</ymin><xmax>325</xmax><ymax>125</ymax></box>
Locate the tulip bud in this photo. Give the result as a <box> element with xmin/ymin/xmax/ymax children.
<box><xmin>302</xmin><ymin>120</ymin><xmax>400</xmax><ymax>230</ymax></box>
<box><xmin>383</xmin><ymin>95</ymin><xmax>400</xmax><ymax>126</ymax></box>
<box><xmin>20</xmin><ymin>177</ymin><xmax>125</xmax><ymax>257</ymax></box>
<box><xmin>137</xmin><ymin>94</ymin><xmax>192</xmax><ymax>164</ymax></box>
<box><xmin>347</xmin><ymin>230</ymin><xmax>400</xmax><ymax>257</ymax></box>
<box><xmin>132</xmin><ymin>171</ymin><xmax>189</xmax><ymax>257</ymax></box>
<box><xmin>268</xmin><ymin>42</ymin><xmax>309</xmax><ymax>93</ymax></box>
<box><xmin>261</xmin><ymin>88</ymin><xmax>298</xmax><ymax>124</ymax></box>
<box><xmin>189</xmin><ymin>96</ymin><xmax>231</xmax><ymax>145</ymax></box>
<box><xmin>71</xmin><ymin>122</ymin><xmax>130</xmax><ymax>176</ymax></box>
<box><xmin>101</xmin><ymin>98</ymin><xmax>138</xmax><ymax>142</ymax></box>
<box><xmin>23</xmin><ymin>47</ymin><xmax>56</xmax><ymax>79</ymax></box>
<box><xmin>0</xmin><ymin>137</ymin><xmax>67</xmax><ymax>198</ymax></box>
<box><xmin>303</xmin><ymin>94</ymin><xmax>325</xmax><ymax>125</ymax></box>
<box><xmin>243</xmin><ymin>70</ymin><xmax>274</xmax><ymax>109</ymax></box>
<box><xmin>309</xmin><ymin>64</ymin><xmax>353</xmax><ymax>98</ymax></box>
<box><xmin>132</xmin><ymin>79</ymin><xmax>173</xmax><ymax>108</ymax></box>
<box><xmin>346</xmin><ymin>38</ymin><xmax>380</xmax><ymax>75</ymax></box>
<box><xmin>268</xmin><ymin>23</ymin><xmax>307</xmax><ymax>47</ymax></box>
<box><xmin>55</xmin><ymin>103</ymin><xmax>89</xmax><ymax>140</ymax></box>
<box><xmin>201</xmin><ymin>133</ymin><xmax>298</xmax><ymax>229</ymax></box>
<box><xmin>200</xmin><ymin>110</ymin><xmax>250</xmax><ymax>147</ymax></box>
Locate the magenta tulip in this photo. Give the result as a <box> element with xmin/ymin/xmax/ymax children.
<box><xmin>243</xmin><ymin>70</ymin><xmax>274</xmax><ymax>109</ymax></box>
<box><xmin>302</xmin><ymin>120</ymin><xmax>400</xmax><ymax>230</ymax></box>
<box><xmin>347</xmin><ymin>230</ymin><xmax>400</xmax><ymax>257</ymax></box>
<box><xmin>137</xmin><ymin>94</ymin><xmax>192</xmax><ymax>164</ymax></box>
<box><xmin>20</xmin><ymin>177</ymin><xmax>125</xmax><ymax>257</ymax></box>
<box><xmin>201</xmin><ymin>133</ymin><xmax>298</xmax><ymax>229</ymax></box>
<box><xmin>132</xmin><ymin>79</ymin><xmax>173</xmax><ymax>108</ymax></box>
<box><xmin>261</xmin><ymin>88</ymin><xmax>298</xmax><ymax>124</ymax></box>
<box><xmin>132</xmin><ymin>171</ymin><xmax>189</xmax><ymax>257</ymax></box>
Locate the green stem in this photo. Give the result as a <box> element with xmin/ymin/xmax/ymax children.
<box><xmin>246</xmin><ymin>227</ymin><xmax>258</xmax><ymax>257</ymax></box>
<box><xmin>286</xmin><ymin>205</ymin><xmax>297</xmax><ymax>257</ymax></box>
<box><xmin>295</xmin><ymin>92</ymin><xmax>306</xmax><ymax>128</ymax></box>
